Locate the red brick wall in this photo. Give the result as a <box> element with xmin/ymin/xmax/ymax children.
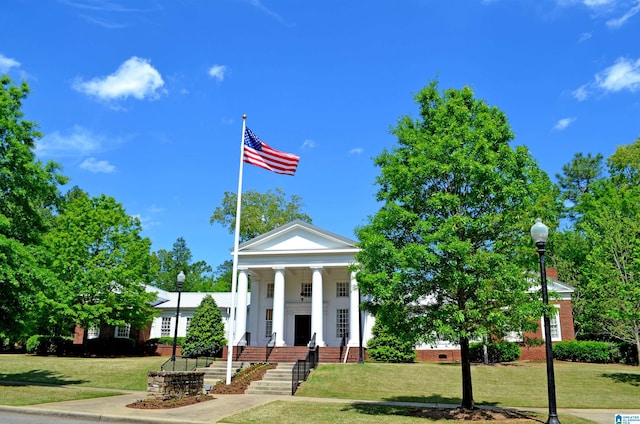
<box><xmin>415</xmin><ymin>349</ymin><xmax>462</xmax><ymax>363</ymax></box>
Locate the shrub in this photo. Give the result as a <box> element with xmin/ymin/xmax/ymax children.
<box><xmin>26</xmin><ymin>335</ymin><xmax>42</xmax><ymax>354</ymax></box>
<box><xmin>367</xmin><ymin>322</ymin><xmax>416</xmax><ymax>363</ymax></box>
<box><xmin>617</xmin><ymin>342</ymin><xmax>639</xmax><ymax>366</ymax></box>
<box><xmin>157</xmin><ymin>336</ymin><xmax>185</xmax><ymax>346</ymax></box>
<box><xmin>553</xmin><ymin>340</ymin><xmax>619</xmax><ymax>363</ymax></box>
<box><xmin>469</xmin><ymin>341</ymin><xmax>521</xmax><ymax>363</ymax></box>
<box><xmin>86</xmin><ymin>337</ymin><xmax>136</xmax><ymax>356</ymax></box>
<box><xmin>26</xmin><ymin>335</ymin><xmax>73</xmax><ymax>355</ymax></box>
<box><xmin>182</xmin><ymin>295</ymin><xmax>226</xmax><ymax>358</ymax></box>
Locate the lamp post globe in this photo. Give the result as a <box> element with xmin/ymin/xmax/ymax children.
<box><xmin>171</xmin><ymin>271</ymin><xmax>186</xmax><ymax>370</ymax></box>
<box><xmin>530</xmin><ymin>219</ymin><xmax>560</xmax><ymax>424</ymax></box>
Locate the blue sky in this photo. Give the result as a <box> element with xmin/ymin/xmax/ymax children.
<box><xmin>2</xmin><ymin>0</ymin><xmax>640</xmax><ymax>271</ymax></box>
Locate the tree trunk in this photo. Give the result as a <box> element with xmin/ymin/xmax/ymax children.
<box><xmin>460</xmin><ymin>337</ymin><xmax>474</xmax><ymax>409</ymax></box>
<box><xmin>636</xmin><ymin>332</ymin><xmax>640</xmax><ymax>367</ymax></box>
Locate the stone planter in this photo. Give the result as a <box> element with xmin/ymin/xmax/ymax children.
<box><xmin>147</xmin><ymin>371</ymin><xmax>204</xmax><ymax>400</ymax></box>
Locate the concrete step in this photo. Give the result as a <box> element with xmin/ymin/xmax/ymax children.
<box><xmin>196</xmin><ymin>361</ymin><xmax>246</xmax><ymax>385</ymax></box>
<box><xmin>245</xmin><ymin>363</ymin><xmax>295</xmax><ymax>396</ymax></box>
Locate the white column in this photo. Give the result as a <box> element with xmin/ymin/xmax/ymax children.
<box><xmin>234</xmin><ymin>268</ymin><xmax>249</xmax><ymax>345</ymax></box>
<box><xmin>311</xmin><ymin>266</ymin><xmax>325</xmax><ymax>346</ymax></box>
<box><xmin>348</xmin><ymin>271</ymin><xmax>360</xmax><ymax>347</ymax></box>
<box><xmin>247</xmin><ymin>277</ymin><xmax>260</xmax><ymax>346</ymax></box>
<box><xmin>273</xmin><ymin>267</ymin><xmax>286</xmax><ymax>346</ymax></box>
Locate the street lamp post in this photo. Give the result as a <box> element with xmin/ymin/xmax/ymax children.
<box><xmin>171</xmin><ymin>271</ymin><xmax>186</xmax><ymax>371</ymax></box>
<box><xmin>530</xmin><ymin>218</ymin><xmax>560</xmax><ymax>424</ymax></box>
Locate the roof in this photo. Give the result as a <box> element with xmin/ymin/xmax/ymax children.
<box><xmin>237</xmin><ymin>220</ymin><xmax>358</xmax><ymax>251</ymax></box>
<box><xmin>145</xmin><ymin>286</ymin><xmax>250</xmax><ymax>309</ymax></box>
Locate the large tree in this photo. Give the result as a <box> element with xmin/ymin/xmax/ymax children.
<box><xmin>575</xmin><ymin>180</ymin><xmax>640</xmax><ymax>364</ymax></box>
<box><xmin>40</xmin><ymin>188</ymin><xmax>156</xmax><ymax>347</ymax></box>
<box><xmin>565</xmin><ymin>138</ymin><xmax>640</xmax><ymax>364</ymax></box>
<box><xmin>151</xmin><ymin>237</ymin><xmax>215</xmax><ymax>292</ymax></box>
<box><xmin>210</xmin><ymin>187</ymin><xmax>311</xmax><ymax>242</ymax></box>
<box><xmin>0</xmin><ymin>75</ymin><xmax>67</xmax><ymax>341</ymax></box>
<box><xmin>555</xmin><ymin>152</ymin><xmax>604</xmax><ymax>205</ymax></box>
<box><xmin>355</xmin><ymin>81</ymin><xmax>561</xmax><ymax>409</ymax></box>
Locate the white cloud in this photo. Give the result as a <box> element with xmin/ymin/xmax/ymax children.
<box><xmin>208</xmin><ymin>65</ymin><xmax>227</xmax><ymax>82</ymax></box>
<box><xmin>553</xmin><ymin>117</ymin><xmax>576</xmax><ymax>130</ymax></box>
<box><xmin>595</xmin><ymin>57</ymin><xmax>640</xmax><ymax>93</ymax></box>
<box><xmin>248</xmin><ymin>0</ymin><xmax>286</xmax><ymax>24</ymax></box>
<box><xmin>80</xmin><ymin>157</ymin><xmax>116</xmax><ymax>173</ymax></box>
<box><xmin>0</xmin><ymin>54</ymin><xmax>20</xmax><ymax>73</ymax></box>
<box><xmin>573</xmin><ymin>57</ymin><xmax>640</xmax><ymax>100</ymax></box>
<box><xmin>301</xmin><ymin>139</ymin><xmax>317</xmax><ymax>150</ymax></box>
<box><xmin>583</xmin><ymin>0</ymin><xmax>615</xmax><ymax>7</ymax></box>
<box><xmin>73</xmin><ymin>56</ymin><xmax>165</xmax><ymax>101</ymax></box>
<box><xmin>132</xmin><ymin>213</ymin><xmax>159</xmax><ymax>230</ymax></box>
<box><xmin>349</xmin><ymin>147</ymin><xmax>364</xmax><ymax>155</ymax></box>
<box><xmin>36</xmin><ymin>126</ymin><xmax>107</xmax><ymax>157</ymax></box>
<box><xmin>558</xmin><ymin>0</ymin><xmax>640</xmax><ymax>28</ymax></box>
<box><xmin>606</xmin><ymin>1</ymin><xmax>640</xmax><ymax>27</ymax></box>
<box><xmin>572</xmin><ymin>84</ymin><xmax>591</xmax><ymax>101</ymax></box>
<box><xmin>578</xmin><ymin>32</ymin><xmax>592</xmax><ymax>42</ymax></box>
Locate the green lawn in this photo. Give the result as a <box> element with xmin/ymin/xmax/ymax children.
<box><xmin>295</xmin><ymin>361</ymin><xmax>640</xmax><ymax>409</ymax></box>
<box><xmin>0</xmin><ymin>354</ymin><xmax>164</xmax><ymax>390</ymax></box>
<box><xmin>1</xmin><ymin>353</ymin><xmax>639</xmax><ymax>423</ymax></box>
<box><xmin>0</xmin><ymin>354</ymin><xmax>165</xmax><ymax>406</ymax></box>
<box><xmin>221</xmin><ymin>401</ymin><xmax>595</xmax><ymax>424</ymax></box>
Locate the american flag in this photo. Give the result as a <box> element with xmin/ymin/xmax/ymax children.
<box><xmin>243</xmin><ymin>128</ymin><xmax>300</xmax><ymax>175</ymax></box>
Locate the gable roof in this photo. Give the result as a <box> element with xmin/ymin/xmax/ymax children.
<box><xmin>237</xmin><ymin>220</ymin><xmax>358</xmax><ymax>253</ymax></box>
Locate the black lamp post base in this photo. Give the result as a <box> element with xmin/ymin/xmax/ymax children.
<box><xmin>547</xmin><ymin>414</ymin><xmax>561</xmax><ymax>424</ymax></box>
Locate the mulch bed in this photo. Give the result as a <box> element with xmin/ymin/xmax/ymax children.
<box><xmin>127</xmin><ymin>394</ymin><xmax>214</xmax><ymax>409</ymax></box>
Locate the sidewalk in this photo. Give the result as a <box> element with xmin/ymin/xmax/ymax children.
<box><xmin>0</xmin><ymin>391</ymin><xmax>638</xmax><ymax>424</ymax></box>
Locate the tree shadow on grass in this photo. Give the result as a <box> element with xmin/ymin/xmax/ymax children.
<box><xmin>342</xmin><ymin>399</ymin><xmax>542</xmax><ymax>422</ymax></box>
<box><xmin>384</xmin><ymin>394</ymin><xmax>463</xmax><ymax>404</ymax></box>
<box><xmin>0</xmin><ymin>369</ymin><xmax>88</xmax><ymax>386</ymax></box>
<box><xmin>601</xmin><ymin>372</ymin><xmax>640</xmax><ymax>387</ymax></box>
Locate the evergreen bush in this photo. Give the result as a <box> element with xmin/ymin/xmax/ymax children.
<box><xmin>553</xmin><ymin>340</ymin><xmax>619</xmax><ymax>363</ymax></box>
<box><xmin>367</xmin><ymin>322</ymin><xmax>416</xmax><ymax>363</ymax></box>
<box><xmin>182</xmin><ymin>295</ymin><xmax>226</xmax><ymax>357</ymax></box>
<box><xmin>469</xmin><ymin>341</ymin><xmax>521</xmax><ymax>363</ymax></box>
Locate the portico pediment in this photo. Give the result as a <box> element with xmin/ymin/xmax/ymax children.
<box><xmin>238</xmin><ymin>220</ymin><xmax>358</xmax><ymax>253</ymax></box>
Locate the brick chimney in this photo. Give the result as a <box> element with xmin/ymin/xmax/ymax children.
<box><xmin>546</xmin><ymin>267</ymin><xmax>558</xmax><ymax>280</ymax></box>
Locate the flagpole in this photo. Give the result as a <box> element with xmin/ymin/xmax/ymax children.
<box><xmin>226</xmin><ymin>114</ymin><xmax>247</xmax><ymax>385</ymax></box>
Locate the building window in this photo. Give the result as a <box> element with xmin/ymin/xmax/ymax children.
<box><xmin>186</xmin><ymin>317</ymin><xmax>192</xmax><ymax>333</ymax></box>
<box><xmin>115</xmin><ymin>324</ymin><xmax>131</xmax><ymax>339</ymax></box>
<box><xmin>161</xmin><ymin>317</ymin><xmax>172</xmax><ymax>337</ymax></box>
<box><xmin>265</xmin><ymin>308</ymin><xmax>273</xmax><ymax>338</ymax></box>
<box><xmin>300</xmin><ymin>282</ymin><xmax>312</xmax><ymax>298</ymax></box>
<box><xmin>87</xmin><ymin>326</ymin><xmax>100</xmax><ymax>340</ymax></box>
<box><xmin>336</xmin><ymin>282</ymin><xmax>349</xmax><ymax>297</ymax></box>
<box><xmin>266</xmin><ymin>283</ymin><xmax>274</xmax><ymax>298</ymax></box>
<box><xmin>336</xmin><ymin>308</ymin><xmax>349</xmax><ymax>338</ymax></box>
<box><xmin>542</xmin><ymin>306</ymin><xmax>562</xmax><ymax>342</ymax></box>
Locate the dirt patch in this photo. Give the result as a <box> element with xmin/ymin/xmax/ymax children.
<box><xmin>404</xmin><ymin>406</ymin><xmax>538</xmax><ymax>421</ymax></box>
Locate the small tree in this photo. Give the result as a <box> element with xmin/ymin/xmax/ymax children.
<box><xmin>182</xmin><ymin>295</ymin><xmax>226</xmax><ymax>357</ymax></box>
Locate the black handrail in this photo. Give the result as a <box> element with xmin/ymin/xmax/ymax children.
<box><xmin>160</xmin><ymin>356</ymin><xmax>216</xmax><ymax>372</ymax></box>
<box><xmin>266</xmin><ymin>332</ymin><xmax>276</xmax><ymax>363</ymax></box>
<box><xmin>307</xmin><ymin>332</ymin><xmax>316</xmax><ymax>349</ymax></box>
<box><xmin>339</xmin><ymin>333</ymin><xmax>347</xmax><ymax>362</ymax></box>
<box><xmin>235</xmin><ymin>332</ymin><xmax>251</xmax><ymax>360</ymax></box>
<box><xmin>292</xmin><ymin>333</ymin><xmax>319</xmax><ymax>395</ymax></box>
